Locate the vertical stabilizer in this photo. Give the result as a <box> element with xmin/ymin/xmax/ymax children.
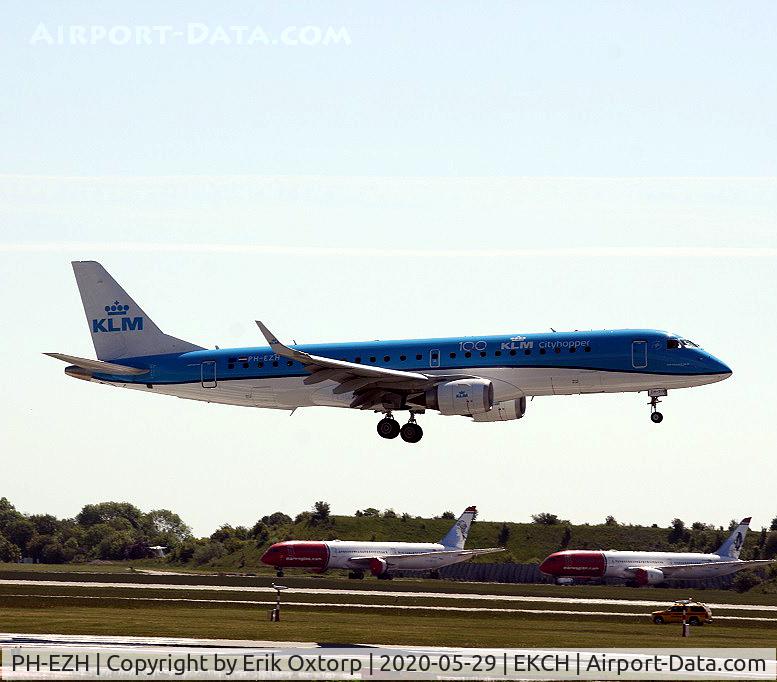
<box><xmin>716</xmin><ymin>517</ymin><xmax>751</xmax><ymax>559</ymax></box>
<box><xmin>72</xmin><ymin>261</ymin><xmax>203</xmax><ymax>360</ymax></box>
<box><xmin>440</xmin><ymin>506</ymin><xmax>478</xmax><ymax>549</ymax></box>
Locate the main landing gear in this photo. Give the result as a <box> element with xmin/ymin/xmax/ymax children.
<box><xmin>376</xmin><ymin>413</ymin><xmax>423</xmax><ymax>443</ymax></box>
<box><xmin>648</xmin><ymin>389</ymin><xmax>667</xmax><ymax>424</ymax></box>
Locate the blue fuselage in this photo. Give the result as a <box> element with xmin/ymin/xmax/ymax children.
<box><xmin>96</xmin><ymin>328</ymin><xmax>731</xmax><ymax>386</ymax></box>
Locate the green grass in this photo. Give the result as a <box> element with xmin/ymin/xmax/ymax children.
<box><xmin>1</xmin><ymin>602</ymin><xmax>773</xmax><ymax>649</ymax></box>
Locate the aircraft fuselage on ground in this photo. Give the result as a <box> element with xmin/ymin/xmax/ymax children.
<box><xmin>539</xmin><ymin>519</ymin><xmax>774</xmax><ymax>586</ymax></box>
<box><xmin>260</xmin><ymin>507</ymin><xmax>502</xmax><ymax>578</ymax></box>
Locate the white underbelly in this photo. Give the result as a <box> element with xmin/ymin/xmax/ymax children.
<box><xmin>93</xmin><ymin>368</ymin><xmax>717</xmax><ymax>410</ymax></box>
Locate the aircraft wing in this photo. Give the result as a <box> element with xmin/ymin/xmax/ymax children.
<box><xmin>348</xmin><ymin>548</ymin><xmax>505</xmax><ymax>568</ymax></box>
<box><xmin>642</xmin><ymin>560</ymin><xmax>776</xmax><ymax>579</ymax></box>
<box><xmin>256</xmin><ymin>321</ymin><xmax>477</xmax><ymax>410</ymax></box>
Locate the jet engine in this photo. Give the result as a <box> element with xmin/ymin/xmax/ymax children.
<box><xmin>368</xmin><ymin>558</ymin><xmax>388</xmax><ymax>576</ymax></box>
<box><xmin>471</xmin><ymin>397</ymin><xmax>526</xmax><ymax>422</ymax></box>
<box><xmin>631</xmin><ymin>567</ymin><xmax>665</xmax><ymax>586</ymax></box>
<box><xmin>425</xmin><ymin>379</ymin><xmax>494</xmax><ymax>416</ymax></box>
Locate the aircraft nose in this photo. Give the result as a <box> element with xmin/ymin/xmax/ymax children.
<box><xmin>260</xmin><ymin>544</ymin><xmax>283</xmax><ymax>566</ymax></box>
<box><xmin>705</xmin><ymin>353</ymin><xmax>733</xmax><ymax>378</ymax></box>
<box><xmin>539</xmin><ymin>553</ymin><xmax>562</xmax><ymax>575</ymax></box>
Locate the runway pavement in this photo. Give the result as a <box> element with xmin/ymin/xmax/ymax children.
<box><xmin>2</xmin><ymin>579</ymin><xmax>775</xmax><ymax>613</ymax></box>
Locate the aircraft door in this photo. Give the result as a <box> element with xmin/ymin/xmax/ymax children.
<box><xmin>201</xmin><ymin>361</ymin><xmax>217</xmax><ymax>388</ymax></box>
<box><xmin>429</xmin><ymin>349</ymin><xmax>440</xmax><ymax>368</ymax></box>
<box><xmin>631</xmin><ymin>341</ymin><xmax>647</xmax><ymax>369</ymax></box>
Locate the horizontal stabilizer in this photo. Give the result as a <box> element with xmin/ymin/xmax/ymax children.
<box><xmin>44</xmin><ymin>353</ymin><xmax>149</xmax><ymax>376</ymax></box>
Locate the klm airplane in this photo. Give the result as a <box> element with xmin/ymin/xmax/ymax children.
<box><xmin>47</xmin><ymin>262</ymin><xmax>732</xmax><ymax>444</ymax></box>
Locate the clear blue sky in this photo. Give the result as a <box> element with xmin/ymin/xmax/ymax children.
<box><xmin>2</xmin><ymin>2</ymin><xmax>776</xmax><ymax>536</ymax></box>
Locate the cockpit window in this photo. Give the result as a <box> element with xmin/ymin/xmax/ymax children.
<box><xmin>667</xmin><ymin>338</ymin><xmax>699</xmax><ymax>350</ymax></box>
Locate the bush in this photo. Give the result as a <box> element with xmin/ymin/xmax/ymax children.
<box><xmin>441</xmin><ymin>511</ymin><xmax>455</xmax><ymax>520</ymax></box>
<box><xmin>732</xmin><ymin>571</ymin><xmax>762</xmax><ymax>593</ymax></box>
<box><xmin>0</xmin><ymin>535</ymin><xmax>21</xmax><ymax>562</ymax></box>
<box><xmin>40</xmin><ymin>541</ymin><xmax>66</xmax><ymax>564</ymax></box>
<box><xmin>532</xmin><ymin>513</ymin><xmax>559</xmax><ymax>525</ymax></box>
<box><xmin>192</xmin><ymin>541</ymin><xmax>226</xmax><ymax>566</ymax></box>
<box><xmin>383</xmin><ymin>509</ymin><xmax>397</xmax><ymax>519</ymax></box>
<box><xmin>311</xmin><ymin>501</ymin><xmax>331</xmax><ymax>524</ymax></box>
<box><xmin>261</xmin><ymin>512</ymin><xmax>292</xmax><ymax>527</ymax></box>
<box><xmin>250</xmin><ymin>521</ymin><xmax>270</xmax><ymax>544</ymax></box>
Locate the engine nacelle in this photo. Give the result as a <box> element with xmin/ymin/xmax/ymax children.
<box><xmin>426</xmin><ymin>379</ymin><xmax>494</xmax><ymax>416</ymax></box>
<box><xmin>368</xmin><ymin>558</ymin><xmax>388</xmax><ymax>576</ymax></box>
<box><xmin>471</xmin><ymin>397</ymin><xmax>526</xmax><ymax>422</ymax></box>
<box><xmin>632</xmin><ymin>567</ymin><xmax>665</xmax><ymax>586</ymax></box>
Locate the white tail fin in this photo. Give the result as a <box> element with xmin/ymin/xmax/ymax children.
<box><xmin>716</xmin><ymin>517</ymin><xmax>751</xmax><ymax>559</ymax></box>
<box><xmin>440</xmin><ymin>506</ymin><xmax>478</xmax><ymax>549</ymax></box>
<box><xmin>72</xmin><ymin>261</ymin><xmax>203</xmax><ymax>360</ymax></box>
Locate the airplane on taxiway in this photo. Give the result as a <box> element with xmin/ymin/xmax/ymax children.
<box><xmin>47</xmin><ymin>261</ymin><xmax>732</xmax><ymax>443</ymax></box>
<box><xmin>260</xmin><ymin>506</ymin><xmax>501</xmax><ymax>578</ymax></box>
<box><xmin>539</xmin><ymin>518</ymin><xmax>774</xmax><ymax>586</ymax></box>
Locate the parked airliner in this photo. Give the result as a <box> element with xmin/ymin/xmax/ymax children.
<box><xmin>47</xmin><ymin>262</ymin><xmax>732</xmax><ymax>443</ymax></box>
<box><xmin>539</xmin><ymin>518</ymin><xmax>774</xmax><ymax>586</ymax></box>
<box><xmin>260</xmin><ymin>506</ymin><xmax>501</xmax><ymax>578</ymax></box>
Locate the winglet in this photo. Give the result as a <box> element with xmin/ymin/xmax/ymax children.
<box><xmin>256</xmin><ymin>321</ymin><xmax>309</xmax><ymax>362</ymax></box>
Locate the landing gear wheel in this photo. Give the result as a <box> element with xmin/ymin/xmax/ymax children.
<box><xmin>653</xmin><ymin>616</ymin><xmax>664</xmax><ymax>624</ymax></box>
<box><xmin>276</xmin><ymin>570</ymin><xmax>284</xmax><ymax>578</ymax></box>
<box><xmin>648</xmin><ymin>394</ymin><xmax>665</xmax><ymax>423</ymax></box>
<box><xmin>377</xmin><ymin>417</ymin><xmax>400</xmax><ymax>439</ymax></box>
<box><xmin>400</xmin><ymin>422</ymin><xmax>423</xmax><ymax>443</ymax></box>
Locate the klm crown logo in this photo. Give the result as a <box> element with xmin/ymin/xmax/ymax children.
<box><xmin>92</xmin><ymin>301</ymin><xmax>144</xmax><ymax>333</ymax></box>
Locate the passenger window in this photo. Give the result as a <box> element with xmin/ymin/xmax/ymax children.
<box><xmin>287</xmin><ymin>360</ymin><xmax>293</xmax><ymax>366</ymax></box>
<box><xmin>464</xmin><ymin>351</ymin><xmax>471</xmax><ymax>358</ymax></box>
<box><xmin>242</xmin><ymin>362</ymin><xmax>249</xmax><ymax>368</ymax></box>
<box><xmin>480</xmin><ymin>351</ymin><xmax>487</xmax><ymax>357</ymax></box>
<box><xmin>495</xmin><ymin>350</ymin><xmax>501</xmax><ymax>357</ymax></box>
<box><xmin>524</xmin><ymin>349</ymin><xmax>531</xmax><ymax>355</ymax></box>
<box><xmin>257</xmin><ymin>361</ymin><xmax>263</xmax><ymax>368</ymax></box>
<box><xmin>509</xmin><ymin>349</ymin><xmax>516</xmax><ymax>356</ymax></box>
<box><xmin>227</xmin><ymin>363</ymin><xmax>235</xmax><ymax>370</ymax></box>
<box><xmin>400</xmin><ymin>355</ymin><xmax>406</xmax><ymax>361</ymax></box>
<box><xmin>369</xmin><ymin>356</ymin><xmax>376</xmax><ymax>363</ymax></box>
<box><xmin>540</xmin><ymin>348</ymin><xmax>546</xmax><ymax>355</ymax></box>
<box><xmin>383</xmin><ymin>355</ymin><xmax>390</xmax><ymax>362</ymax></box>
<box><xmin>570</xmin><ymin>347</ymin><xmax>576</xmax><ymax>353</ymax></box>
<box><xmin>272</xmin><ymin>361</ymin><xmax>278</xmax><ymax>367</ymax></box>
<box><xmin>584</xmin><ymin>346</ymin><xmax>591</xmax><ymax>352</ymax></box>
<box><xmin>449</xmin><ymin>352</ymin><xmax>456</xmax><ymax>359</ymax></box>
<box><xmin>354</xmin><ymin>357</ymin><xmax>361</xmax><ymax>363</ymax></box>
<box><xmin>416</xmin><ymin>354</ymin><xmax>422</xmax><ymax>360</ymax></box>
<box><xmin>554</xmin><ymin>347</ymin><xmax>561</xmax><ymax>354</ymax></box>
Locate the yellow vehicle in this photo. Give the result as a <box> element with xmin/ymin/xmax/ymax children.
<box><xmin>651</xmin><ymin>599</ymin><xmax>712</xmax><ymax>625</ymax></box>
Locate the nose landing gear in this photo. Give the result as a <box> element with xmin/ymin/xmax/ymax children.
<box><xmin>648</xmin><ymin>389</ymin><xmax>667</xmax><ymax>423</ymax></box>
